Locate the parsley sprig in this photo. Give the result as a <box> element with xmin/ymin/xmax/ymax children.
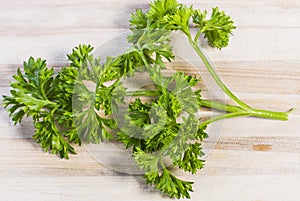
<box><xmin>2</xmin><ymin>0</ymin><xmax>294</xmax><ymax>199</ymax></box>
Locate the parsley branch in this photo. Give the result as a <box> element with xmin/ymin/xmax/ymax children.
<box><xmin>2</xmin><ymin>0</ymin><xmax>295</xmax><ymax>199</ymax></box>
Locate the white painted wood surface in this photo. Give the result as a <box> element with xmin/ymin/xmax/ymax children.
<box><xmin>0</xmin><ymin>0</ymin><xmax>299</xmax><ymax>200</ymax></box>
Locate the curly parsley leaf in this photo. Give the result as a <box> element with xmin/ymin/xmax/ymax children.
<box><xmin>130</xmin><ymin>0</ymin><xmax>235</xmax><ymax>50</ymax></box>
<box><xmin>133</xmin><ymin>148</ymin><xmax>194</xmax><ymax>199</ymax></box>
<box><xmin>193</xmin><ymin>7</ymin><xmax>236</xmax><ymax>49</ymax></box>
<box><xmin>174</xmin><ymin>142</ymin><xmax>205</xmax><ymax>174</ymax></box>
<box><xmin>71</xmin><ymin>46</ymin><xmax>126</xmax><ymax>143</ymax></box>
<box><xmin>3</xmin><ymin>57</ymin><xmax>77</xmax><ymax>159</ymax></box>
<box><xmin>2</xmin><ymin>44</ymin><xmax>126</xmax><ymax>158</ymax></box>
<box><xmin>118</xmin><ymin>67</ymin><xmax>206</xmax><ymax>198</ymax></box>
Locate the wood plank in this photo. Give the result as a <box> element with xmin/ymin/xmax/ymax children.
<box><xmin>0</xmin><ymin>176</ymin><xmax>299</xmax><ymax>201</ymax></box>
<box><xmin>2</xmin><ymin>59</ymin><xmax>299</xmax><ymax>118</ymax></box>
<box><xmin>1</xmin><ymin>28</ymin><xmax>300</xmax><ymax>64</ymax></box>
<box><xmin>0</xmin><ymin>29</ymin><xmax>127</xmax><ymax>64</ymax></box>
<box><xmin>0</xmin><ymin>0</ymin><xmax>300</xmax><ymax>32</ymax></box>
<box><xmin>2</xmin><ymin>60</ymin><xmax>300</xmax><ymax>94</ymax></box>
<box><xmin>0</xmin><ymin>175</ymin><xmax>299</xmax><ymax>201</ymax></box>
<box><xmin>1</xmin><ymin>137</ymin><xmax>299</xmax><ymax>177</ymax></box>
<box><xmin>192</xmin><ymin>175</ymin><xmax>300</xmax><ymax>201</ymax></box>
<box><xmin>0</xmin><ymin>176</ymin><xmax>167</xmax><ymax>201</ymax></box>
<box><xmin>217</xmin><ymin>114</ymin><xmax>300</xmax><ymax>137</ymax></box>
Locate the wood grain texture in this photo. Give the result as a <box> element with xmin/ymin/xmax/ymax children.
<box><xmin>0</xmin><ymin>0</ymin><xmax>300</xmax><ymax>201</ymax></box>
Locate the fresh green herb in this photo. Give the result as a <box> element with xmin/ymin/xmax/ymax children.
<box><xmin>3</xmin><ymin>0</ymin><xmax>294</xmax><ymax>199</ymax></box>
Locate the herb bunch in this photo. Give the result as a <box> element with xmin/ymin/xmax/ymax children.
<box><xmin>3</xmin><ymin>0</ymin><xmax>293</xmax><ymax>199</ymax></box>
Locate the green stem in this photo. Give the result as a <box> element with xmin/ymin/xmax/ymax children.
<box><xmin>126</xmin><ymin>90</ymin><xmax>161</xmax><ymax>97</ymax></box>
<box><xmin>199</xmin><ymin>112</ymin><xmax>250</xmax><ymax>128</ymax></box>
<box><xmin>186</xmin><ymin>32</ymin><xmax>252</xmax><ymax>110</ymax></box>
<box><xmin>194</xmin><ymin>30</ymin><xmax>202</xmax><ymax>44</ymax></box>
<box><xmin>138</xmin><ymin>50</ymin><xmax>151</xmax><ymax>70</ymax></box>
<box><xmin>200</xmin><ymin>99</ymin><xmax>244</xmax><ymax>113</ymax></box>
<box><xmin>199</xmin><ymin>99</ymin><xmax>290</xmax><ymax>121</ymax></box>
<box><xmin>249</xmin><ymin>108</ymin><xmax>291</xmax><ymax>121</ymax></box>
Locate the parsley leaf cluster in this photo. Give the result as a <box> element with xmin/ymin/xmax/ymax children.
<box><xmin>118</xmin><ymin>69</ymin><xmax>207</xmax><ymax>198</ymax></box>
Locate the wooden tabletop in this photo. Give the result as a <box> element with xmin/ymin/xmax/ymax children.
<box><xmin>1</xmin><ymin>0</ymin><xmax>300</xmax><ymax>200</ymax></box>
